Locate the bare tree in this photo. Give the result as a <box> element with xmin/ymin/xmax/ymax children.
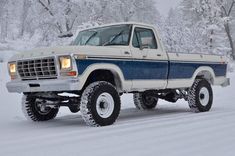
<box><xmin>37</xmin><ymin>0</ymin><xmax>77</xmax><ymax>38</ymax></box>
<box><xmin>0</xmin><ymin>0</ymin><xmax>8</xmax><ymax>42</ymax></box>
<box><xmin>219</xmin><ymin>0</ymin><xmax>235</xmax><ymax>59</ymax></box>
<box><xmin>19</xmin><ymin>0</ymin><xmax>31</xmax><ymax>37</ymax></box>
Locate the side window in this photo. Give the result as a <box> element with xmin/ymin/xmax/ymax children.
<box><xmin>132</xmin><ymin>27</ymin><xmax>158</xmax><ymax>49</ymax></box>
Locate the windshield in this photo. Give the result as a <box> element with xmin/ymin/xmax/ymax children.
<box><xmin>72</xmin><ymin>24</ymin><xmax>132</xmax><ymax>46</ymax></box>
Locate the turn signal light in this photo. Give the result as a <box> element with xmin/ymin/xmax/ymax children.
<box><xmin>60</xmin><ymin>71</ymin><xmax>77</xmax><ymax>77</ymax></box>
<box><xmin>67</xmin><ymin>71</ymin><xmax>77</xmax><ymax>76</ymax></box>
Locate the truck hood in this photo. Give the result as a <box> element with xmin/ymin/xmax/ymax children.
<box><xmin>10</xmin><ymin>45</ymin><xmax>131</xmax><ymax>61</ymax></box>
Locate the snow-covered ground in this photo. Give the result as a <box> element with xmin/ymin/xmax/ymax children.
<box><xmin>0</xmin><ymin>55</ymin><xmax>235</xmax><ymax>156</ymax></box>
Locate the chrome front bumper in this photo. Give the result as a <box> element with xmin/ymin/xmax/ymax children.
<box><xmin>6</xmin><ymin>78</ymin><xmax>80</xmax><ymax>93</ymax></box>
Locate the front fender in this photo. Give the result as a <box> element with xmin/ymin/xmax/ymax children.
<box><xmin>77</xmin><ymin>63</ymin><xmax>129</xmax><ymax>91</ymax></box>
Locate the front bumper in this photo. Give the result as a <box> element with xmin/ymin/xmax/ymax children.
<box><xmin>6</xmin><ymin>78</ymin><xmax>80</xmax><ymax>93</ymax></box>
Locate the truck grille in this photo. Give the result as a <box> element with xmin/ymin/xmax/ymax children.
<box><xmin>17</xmin><ymin>57</ymin><xmax>57</xmax><ymax>80</ymax></box>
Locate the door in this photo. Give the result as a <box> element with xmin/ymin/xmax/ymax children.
<box><xmin>130</xmin><ymin>26</ymin><xmax>168</xmax><ymax>90</ymax></box>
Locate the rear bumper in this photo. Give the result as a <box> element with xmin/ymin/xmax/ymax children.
<box><xmin>6</xmin><ymin>78</ymin><xmax>80</xmax><ymax>93</ymax></box>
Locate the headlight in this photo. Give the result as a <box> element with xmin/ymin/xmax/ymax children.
<box><xmin>59</xmin><ymin>56</ymin><xmax>72</xmax><ymax>71</ymax></box>
<box><xmin>8</xmin><ymin>62</ymin><xmax>16</xmax><ymax>74</ymax></box>
<box><xmin>8</xmin><ymin>62</ymin><xmax>17</xmax><ymax>80</ymax></box>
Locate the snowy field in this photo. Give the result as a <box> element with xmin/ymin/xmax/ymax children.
<box><xmin>0</xmin><ymin>54</ymin><xmax>235</xmax><ymax>156</ymax></box>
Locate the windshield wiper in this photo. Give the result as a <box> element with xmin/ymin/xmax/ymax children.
<box><xmin>103</xmin><ymin>30</ymin><xmax>125</xmax><ymax>46</ymax></box>
<box><xmin>85</xmin><ymin>31</ymin><xmax>98</xmax><ymax>45</ymax></box>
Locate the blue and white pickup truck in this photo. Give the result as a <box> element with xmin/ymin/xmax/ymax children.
<box><xmin>7</xmin><ymin>22</ymin><xmax>230</xmax><ymax>126</ymax></box>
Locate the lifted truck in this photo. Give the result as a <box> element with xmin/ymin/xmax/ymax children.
<box><xmin>7</xmin><ymin>22</ymin><xmax>230</xmax><ymax>127</ymax></box>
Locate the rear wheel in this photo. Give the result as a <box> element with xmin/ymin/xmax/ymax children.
<box><xmin>133</xmin><ymin>93</ymin><xmax>158</xmax><ymax>110</ymax></box>
<box><xmin>188</xmin><ymin>79</ymin><xmax>213</xmax><ymax>112</ymax></box>
<box><xmin>80</xmin><ymin>81</ymin><xmax>121</xmax><ymax>127</ymax></box>
<box><xmin>22</xmin><ymin>94</ymin><xmax>59</xmax><ymax>121</ymax></box>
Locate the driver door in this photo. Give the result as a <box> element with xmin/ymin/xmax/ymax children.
<box><xmin>130</xmin><ymin>25</ymin><xmax>168</xmax><ymax>90</ymax></box>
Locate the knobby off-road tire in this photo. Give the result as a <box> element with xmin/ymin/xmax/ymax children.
<box><xmin>22</xmin><ymin>95</ymin><xmax>59</xmax><ymax>121</ymax></box>
<box><xmin>80</xmin><ymin>81</ymin><xmax>121</xmax><ymax>127</ymax></box>
<box><xmin>133</xmin><ymin>93</ymin><xmax>158</xmax><ymax>110</ymax></box>
<box><xmin>188</xmin><ymin>79</ymin><xmax>213</xmax><ymax>113</ymax></box>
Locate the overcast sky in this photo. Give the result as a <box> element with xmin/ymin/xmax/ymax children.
<box><xmin>155</xmin><ymin>0</ymin><xmax>181</xmax><ymax>16</ymax></box>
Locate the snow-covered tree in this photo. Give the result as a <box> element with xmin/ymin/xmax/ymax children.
<box><xmin>0</xmin><ymin>0</ymin><xmax>8</xmax><ymax>43</ymax></box>
<box><xmin>36</xmin><ymin>0</ymin><xmax>79</xmax><ymax>38</ymax></box>
<box><xmin>179</xmin><ymin>0</ymin><xmax>235</xmax><ymax>57</ymax></box>
<box><xmin>0</xmin><ymin>0</ymin><xmax>161</xmax><ymax>48</ymax></box>
<box><xmin>163</xmin><ymin>7</ymin><xmax>212</xmax><ymax>54</ymax></box>
<box><xmin>217</xmin><ymin>0</ymin><xmax>235</xmax><ymax>59</ymax></box>
<box><xmin>163</xmin><ymin>8</ymin><xmax>184</xmax><ymax>52</ymax></box>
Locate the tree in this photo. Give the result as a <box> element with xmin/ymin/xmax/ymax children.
<box><xmin>37</xmin><ymin>0</ymin><xmax>78</xmax><ymax>38</ymax></box>
<box><xmin>162</xmin><ymin>7</ymin><xmax>205</xmax><ymax>53</ymax></box>
<box><xmin>19</xmin><ymin>0</ymin><xmax>31</xmax><ymax>37</ymax></box>
<box><xmin>178</xmin><ymin>1</ymin><xmax>218</xmax><ymax>54</ymax></box>
<box><xmin>218</xmin><ymin>0</ymin><xmax>235</xmax><ymax>59</ymax></box>
<box><xmin>163</xmin><ymin>8</ymin><xmax>186</xmax><ymax>52</ymax></box>
<box><xmin>0</xmin><ymin>0</ymin><xmax>161</xmax><ymax>49</ymax></box>
<box><xmin>179</xmin><ymin>0</ymin><xmax>235</xmax><ymax>58</ymax></box>
<box><xmin>0</xmin><ymin>0</ymin><xmax>8</xmax><ymax>42</ymax></box>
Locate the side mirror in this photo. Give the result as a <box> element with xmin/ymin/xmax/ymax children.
<box><xmin>140</xmin><ymin>37</ymin><xmax>152</xmax><ymax>50</ymax></box>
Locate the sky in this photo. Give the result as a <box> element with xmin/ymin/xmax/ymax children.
<box><xmin>155</xmin><ymin>0</ymin><xmax>181</xmax><ymax>16</ymax></box>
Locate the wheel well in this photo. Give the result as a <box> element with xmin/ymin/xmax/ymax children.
<box><xmin>196</xmin><ymin>70</ymin><xmax>214</xmax><ymax>84</ymax></box>
<box><xmin>82</xmin><ymin>70</ymin><xmax>122</xmax><ymax>92</ymax></box>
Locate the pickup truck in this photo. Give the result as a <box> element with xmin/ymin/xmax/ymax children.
<box><xmin>6</xmin><ymin>22</ymin><xmax>230</xmax><ymax>127</ymax></box>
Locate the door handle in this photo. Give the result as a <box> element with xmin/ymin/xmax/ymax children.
<box><xmin>157</xmin><ymin>54</ymin><xmax>162</xmax><ymax>57</ymax></box>
<box><xmin>124</xmin><ymin>51</ymin><xmax>130</xmax><ymax>55</ymax></box>
<box><xmin>142</xmin><ymin>50</ymin><xmax>148</xmax><ymax>58</ymax></box>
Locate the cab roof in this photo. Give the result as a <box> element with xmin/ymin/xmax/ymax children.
<box><xmin>80</xmin><ymin>22</ymin><xmax>157</xmax><ymax>31</ymax></box>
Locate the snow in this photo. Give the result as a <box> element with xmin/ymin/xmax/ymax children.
<box><xmin>155</xmin><ymin>0</ymin><xmax>181</xmax><ymax>16</ymax></box>
<box><xmin>0</xmin><ymin>55</ymin><xmax>235</xmax><ymax>156</ymax></box>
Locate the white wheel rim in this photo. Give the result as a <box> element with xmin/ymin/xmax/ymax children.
<box><xmin>199</xmin><ymin>87</ymin><xmax>210</xmax><ymax>106</ymax></box>
<box><xmin>96</xmin><ymin>93</ymin><xmax>115</xmax><ymax>118</ymax></box>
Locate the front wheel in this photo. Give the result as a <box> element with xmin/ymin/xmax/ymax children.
<box><xmin>80</xmin><ymin>81</ymin><xmax>121</xmax><ymax>127</ymax></box>
<box><xmin>188</xmin><ymin>79</ymin><xmax>213</xmax><ymax>112</ymax></box>
<box><xmin>22</xmin><ymin>94</ymin><xmax>59</xmax><ymax>121</ymax></box>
